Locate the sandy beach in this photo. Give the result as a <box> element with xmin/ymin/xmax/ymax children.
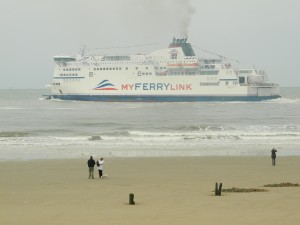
<box><xmin>1</xmin><ymin>156</ymin><xmax>300</xmax><ymax>225</ymax></box>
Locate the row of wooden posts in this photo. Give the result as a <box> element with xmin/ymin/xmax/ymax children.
<box><xmin>129</xmin><ymin>182</ymin><xmax>222</xmax><ymax>205</ymax></box>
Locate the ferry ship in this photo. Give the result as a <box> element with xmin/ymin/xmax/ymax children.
<box><xmin>49</xmin><ymin>38</ymin><xmax>280</xmax><ymax>101</ymax></box>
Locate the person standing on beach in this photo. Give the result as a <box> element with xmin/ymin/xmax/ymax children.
<box><xmin>271</xmin><ymin>148</ymin><xmax>277</xmax><ymax>166</ymax></box>
<box><xmin>87</xmin><ymin>156</ymin><xmax>96</xmax><ymax>179</ymax></box>
<box><xmin>97</xmin><ymin>158</ymin><xmax>104</xmax><ymax>178</ymax></box>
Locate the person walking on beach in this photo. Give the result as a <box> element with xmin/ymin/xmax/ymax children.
<box><xmin>87</xmin><ymin>156</ymin><xmax>96</xmax><ymax>179</ymax></box>
<box><xmin>97</xmin><ymin>158</ymin><xmax>104</xmax><ymax>178</ymax></box>
<box><xmin>271</xmin><ymin>148</ymin><xmax>277</xmax><ymax>166</ymax></box>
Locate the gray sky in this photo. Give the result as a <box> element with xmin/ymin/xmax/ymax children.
<box><xmin>0</xmin><ymin>0</ymin><xmax>299</xmax><ymax>89</ymax></box>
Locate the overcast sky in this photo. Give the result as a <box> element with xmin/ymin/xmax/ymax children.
<box><xmin>0</xmin><ymin>0</ymin><xmax>299</xmax><ymax>89</ymax></box>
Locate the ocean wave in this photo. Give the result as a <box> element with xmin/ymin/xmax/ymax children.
<box><xmin>99</xmin><ymin>131</ymin><xmax>131</xmax><ymax>137</ymax></box>
<box><xmin>261</xmin><ymin>98</ymin><xmax>300</xmax><ymax>104</ymax></box>
<box><xmin>0</xmin><ymin>107</ymin><xmax>28</xmax><ymax>110</ymax></box>
<box><xmin>77</xmin><ymin>122</ymin><xmax>126</xmax><ymax>128</ymax></box>
<box><xmin>183</xmin><ymin>135</ymin><xmax>240</xmax><ymax>140</ymax></box>
<box><xmin>49</xmin><ymin>98</ymin><xmax>65</xmax><ymax>102</ymax></box>
<box><xmin>218</xmin><ymin>98</ymin><xmax>300</xmax><ymax>104</ymax></box>
<box><xmin>176</xmin><ymin>125</ymin><xmax>227</xmax><ymax>131</ymax></box>
<box><xmin>33</xmin><ymin>128</ymin><xmax>74</xmax><ymax>134</ymax></box>
<box><xmin>102</xmin><ymin>129</ymin><xmax>300</xmax><ymax>139</ymax></box>
<box><xmin>0</xmin><ymin>131</ymin><xmax>30</xmax><ymax>137</ymax></box>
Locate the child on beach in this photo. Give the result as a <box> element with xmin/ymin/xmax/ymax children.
<box><xmin>97</xmin><ymin>158</ymin><xmax>104</xmax><ymax>178</ymax></box>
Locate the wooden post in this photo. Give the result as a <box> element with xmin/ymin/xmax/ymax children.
<box><xmin>218</xmin><ymin>183</ymin><xmax>222</xmax><ymax>196</ymax></box>
<box><xmin>215</xmin><ymin>182</ymin><xmax>222</xmax><ymax>196</ymax></box>
<box><xmin>215</xmin><ymin>182</ymin><xmax>218</xmax><ymax>196</ymax></box>
<box><xmin>129</xmin><ymin>193</ymin><xmax>135</xmax><ymax>205</ymax></box>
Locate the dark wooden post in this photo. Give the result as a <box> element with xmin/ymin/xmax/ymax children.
<box><xmin>218</xmin><ymin>183</ymin><xmax>222</xmax><ymax>196</ymax></box>
<box><xmin>129</xmin><ymin>193</ymin><xmax>135</xmax><ymax>205</ymax></box>
<box><xmin>215</xmin><ymin>182</ymin><xmax>222</xmax><ymax>196</ymax></box>
<box><xmin>215</xmin><ymin>182</ymin><xmax>218</xmax><ymax>196</ymax></box>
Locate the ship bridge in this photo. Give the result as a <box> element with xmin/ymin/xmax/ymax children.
<box><xmin>53</xmin><ymin>56</ymin><xmax>76</xmax><ymax>62</ymax></box>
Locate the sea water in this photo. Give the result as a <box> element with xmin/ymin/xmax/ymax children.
<box><xmin>0</xmin><ymin>88</ymin><xmax>299</xmax><ymax>160</ymax></box>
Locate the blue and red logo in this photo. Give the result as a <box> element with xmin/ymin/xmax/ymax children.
<box><xmin>94</xmin><ymin>80</ymin><xmax>118</xmax><ymax>90</ymax></box>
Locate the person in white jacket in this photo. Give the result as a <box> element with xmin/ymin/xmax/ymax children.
<box><xmin>97</xmin><ymin>158</ymin><xmax>104</xmax><ymax>178</ymax></box>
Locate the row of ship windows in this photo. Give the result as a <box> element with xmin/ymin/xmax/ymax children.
<box><xmin>63</xmin><ymin>79</ymin><xmax>81</xmax><ymax>82</ymax></box>
<box><xmin>138</xmin><ymin>72</ymin><xmax>153</xmax><ymax>76</ymax></box>
<box><xmin>92</xmin><ymin>67</ymin><xmax>156</xmax><ymax>71</ymax></box>
<box><xmin>93</xmin><ymin>66</ymin><xmax>174</xmax><ymax>70</ymax></box>
<box><xmin>201</xmin><ymin>65</ymin><xmax>215</xmax><ymax>69</ymax></box>
<box><xmin>200</xmin><ymin>81</ymin><xmax>238</xmax><ymax>86</ymax></box>
<box><xmin>63</xmin><ymin>68</ymin><xmax>81</xmax><ymax>71</ymax></box>
<box><xmin>60</xmin><ymin>74</ymin><xmax>79</xmax><ymax>76</ymax></box>
<box><xmin>58</xmin><ymin>71</ymin><xmax>220</xmax><ymax>77</ymax></box>
<box><xmin>168</xmin><ymin>71</ymin><xmax>219</xmax><ymax>76</ymax></box>
<box><xmin>199</xmin><ymin>71</ymin><xmax>219</xmax><ymax>75</ymax></box>
<box><xmin>66</xmin><ymin>60</ymin><xmax>196</xmax><ymax>64</ymax></box>
<box><xmin>93</xmin><ymin>67</ymin><xmax>128</xmax><ymax>71</ymax></box>
<box><xmin>169</xmin><ymin>71</ymin><xmax>196</xmax><ymax>75</ymax></box>
<box><xmin>53</xmin><ymin>79</ymin><xmax>80</xmax><ymax>83</ymax></box>
<box><xmin>61</xmin><ymin>66</ymin><xmax>193</xmax><ymax>71</ymax></box>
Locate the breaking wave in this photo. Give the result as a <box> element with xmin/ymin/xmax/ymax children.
<box><xmin>0</xmin><ymin>131</ymin><xmax>30</xmax><ymax>137</ymax></box>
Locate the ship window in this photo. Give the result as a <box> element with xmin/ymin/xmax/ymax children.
<box><xmin>126</xmin><ymin>67</ymin><xmax>128</xmax><ymax>70</ymax></box>
<box><xmin>171</xmin><ymin>53</ymin><xmax>177</xmax><ymax>59</ymax></box>
<box><xmin>136</xmin><ymin>67</ymin><xmax>138</xmax><ymax>70</ymax></box>
<box><xmin>146</xmin><ymin>67</ymin><xmax>148</xmax><ymax>70</ymax></box>
<box><xmin>119</xmin><ymin>67</ymin><xmax>122</xmax><ymax>70</ymax></box>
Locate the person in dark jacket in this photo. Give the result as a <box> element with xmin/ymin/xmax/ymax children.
<box><xmin>87</xmin><ymin>156</ymin><xmax>96</xmax><ymax>179</ymax></box>
<box><xmin>271</xmin><ymin>148</ymin><xmax>277</xmax><ymax>166</ymax></box>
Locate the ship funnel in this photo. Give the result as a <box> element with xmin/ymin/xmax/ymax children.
<box><xmin>169</xmin><ymin>37</ymin><xmax>195</xmax><ymax>56</ymax></box>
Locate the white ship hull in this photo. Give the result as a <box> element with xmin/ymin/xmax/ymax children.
<box><xmin>49</xmin><ymin>38</ymin><xmax>280</xmax><ymax>101</ymax></box>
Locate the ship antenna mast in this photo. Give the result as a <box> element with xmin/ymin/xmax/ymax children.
<box><xmin>80</xmin><ymin>45</ymin><xmax>86</xmax><ymax>57</ymax></box>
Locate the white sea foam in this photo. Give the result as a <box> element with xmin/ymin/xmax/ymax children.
<box><xmin>265</xmin><ymin>98</ymin><xmax>300</xmax><ymax>104</ymax></box>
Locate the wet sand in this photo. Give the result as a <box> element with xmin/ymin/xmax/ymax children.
<box><xmin>1</xmin><ymin>156</ymin><xmax>300</xmax><ymax>225</ymax></box>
